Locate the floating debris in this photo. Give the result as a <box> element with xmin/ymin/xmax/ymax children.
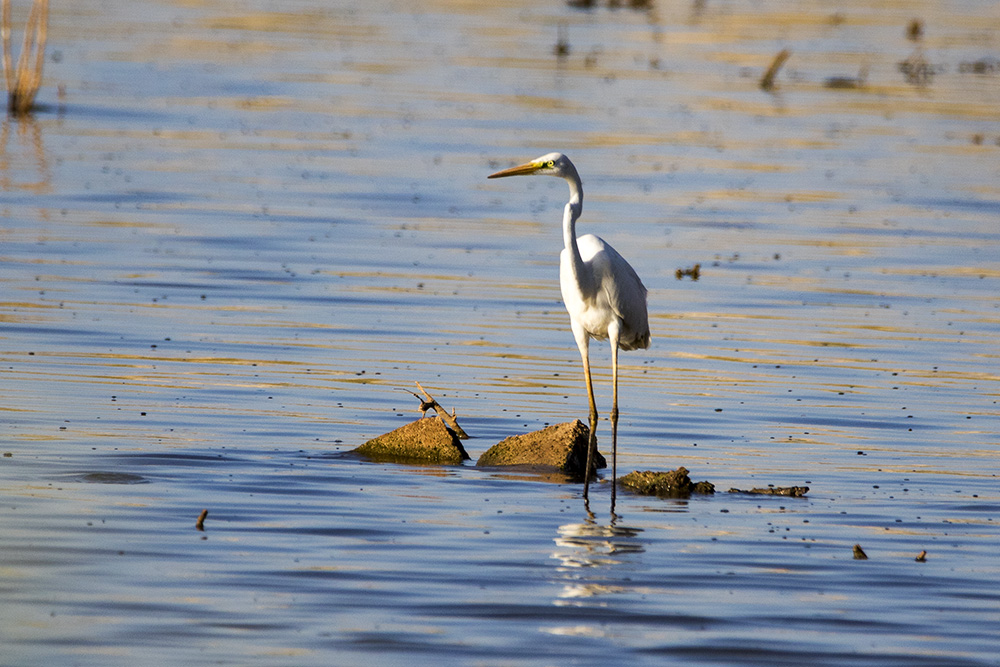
<box><xmin>566</xmin><ymin>0</ymin><xmax>652</xmax><ymax>9</ymax></box>
<box><xmin>760</xmin><ymin>49</ymin><xmax>791</xmax><ymax>91</ymax></box>
<box><xmin>69</xmin><ymin>471</ymin><xmax>149</xmax><ymax>485</ymax></box>
<box><xmin>728</xmin><ymin>485</ymin><xmax>809</xmax><ymax>497</ymax></box>
<box><xmin>915</xmin><ymin>550</ymin><xmax>927</xmax><ymax>562</ymax></box>
<box><xmin>906</xmin><ymin>18</ymin><xmax>924</xmax><ymax>42</ymax></box>
<box><xmin>824</xmin><ymin>66</ymin><xmax>868</xmax><ymax>89</ymax></box>
<box><xmin>675</xmin><ymin>263</ymin><xmax>700</xmax><ymax>280</ymax></box>
<box><xmin>958</xmin><ymin>58</ymin><xmax>1000</xmax><ymax>74</ymax></box>
<box><xmin>196</xmin><ymin>509</ymin><xmax>208</xmax><ymax>531</ymax></box>
<box><xmin>554</xmin><ymin>24</ymin><xmax>570</xmax><ymax>57</ymax></box>
<box><xmin>853</xmin><ymin>544</ymin><xmax>868</xmax><ymax>560</ymax></box>
<box><xmin>898</xmin><ymin>52</ymin><xmax>942</xmax><ymax>86</ymax></box>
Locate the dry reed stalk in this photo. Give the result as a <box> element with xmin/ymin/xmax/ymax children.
<box><xmin>760</xmin><ymin>48</ymin><xmax>790</xmax><ymax>91</ymax></box>
<box><xmin>2</xmin><ymin>0</ymin><xmax>48</xmax><ymax>115</ymax></box>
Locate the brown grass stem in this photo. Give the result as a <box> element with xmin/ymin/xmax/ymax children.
<box><xmin>2</xmin><ymin>0</ymin><xmax>48</xmax><ymax>115</ymax></box>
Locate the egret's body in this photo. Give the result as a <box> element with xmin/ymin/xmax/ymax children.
<box><xmin>488</xmin><ymin>153</ymin><xmax>649</xmax><ymax>502</ymax></box>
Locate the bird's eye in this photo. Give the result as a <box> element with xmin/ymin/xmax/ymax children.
<box><xmin>547</xmin><ymin>160</ymin><xmax>555</xmax><ymax>168</ymax></box>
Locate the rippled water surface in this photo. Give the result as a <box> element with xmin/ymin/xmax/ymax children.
<box><xmin>2</xmin><ymin>0</ymin><xmax>1000</xmax><ymax>664</ymax></box>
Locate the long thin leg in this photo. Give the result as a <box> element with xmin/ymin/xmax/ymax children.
<box><xmin>576</xmin><ymin>332</ymin><xmax>598</xmax><ymax>499</ymax></box>
<box><xmin>609</xmin><ymin>327</ymin><xmax>620</xmax><ymax>510</ymax></box>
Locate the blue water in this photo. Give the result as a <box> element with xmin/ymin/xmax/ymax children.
<box><xmin>2</xmin><ymin>0</ymin><xmax>999</xmax><ymax>664</ymax></box>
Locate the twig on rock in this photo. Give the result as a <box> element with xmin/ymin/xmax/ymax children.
<box><xmin>403</xmin><ymin>382</ymin><xmax>469</xmax><ymax>439</ymax></box>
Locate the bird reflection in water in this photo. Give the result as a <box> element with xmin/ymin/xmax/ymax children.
<box><xmin>550</xmin><ymin>511</ymin><xmax>644</xmax><ymax>601</ymax></box>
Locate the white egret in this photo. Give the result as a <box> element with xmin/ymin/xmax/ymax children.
<box><xmin>488</xmin><ymin>153</ymin><xmax>650</xmax><ymax>502</ymax></box>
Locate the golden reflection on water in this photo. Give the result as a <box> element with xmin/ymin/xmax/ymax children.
<box><xmin>0</xmin><ymin>1</ymin><xmax>991</xmax><ymax>463</ymax></box>
<box><xmin>0</xmin><ymin>3</ymin><xmax>996</xmax><ymax>665</ymax></box>
<box><xmin>0</xmin><ymin>116</ymin><xmax>51</xmax><ymax>194</ymax></box>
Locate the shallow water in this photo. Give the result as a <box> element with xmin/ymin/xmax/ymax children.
<box><xmin>2</xmin><ymin>0</ymin><xmax>1000</xmax><ymax>664</ymax></box>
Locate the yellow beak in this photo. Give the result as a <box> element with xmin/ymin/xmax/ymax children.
<box><xmin>487</xmin><ymin>161</ymin><xmax>542</xmax><ymax>179</ymax></box>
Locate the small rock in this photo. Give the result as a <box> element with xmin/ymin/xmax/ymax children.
<box><xmin>353</xmin><ymin>417</ymin><xmax>469</xmax><ymax>464</ymax></box>
<box><xmin>476</xmin><ymin>420</ymin><xmax>604</xmax><ymax>476</ymax></box>
<box><xmin>618</xmin><ymin>467</ymin><xmax>715</xmax><ymax>498</ymax></box>
<box><xmin>693</xmin><ymin>480</ymin><xmax>716</xmax><ymax>494</ymax></box>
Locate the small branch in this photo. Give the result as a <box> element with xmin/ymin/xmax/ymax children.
<box><xmin>760</xmin><ymin>48</ymin><xmax>790</xmax><ymax>91</ymax></box>
<box><xmin>195</xmin><ymin>509</ymin><xmax>208</xmax><ymax>531</ymax></box>
<box><xmin>399</xmin><ymin>387</ymin><xmax>435</xmax><ymax>417</ymax></box>
<box><xmin>411</xmin><ymin>381</ymin><xmax>469</xmax><ymax>439</ymax></box>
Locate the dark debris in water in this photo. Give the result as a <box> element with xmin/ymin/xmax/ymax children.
<box><xmin>728</xmin><ymin>485</ymin><xmax>809</xmax><ymax>497</ymax></box>
<box><xmin>958</xmin><ymin>57</ymin><xmax>1000</xmax><ymax>74</ymax></box>
<box><xmin>824</xmin><ymin>66</ymin><xmax>868</xmax><ymax>89</ymax></box>
<box><xmin>760</xmin><ymin>48</ymin><xmax>791</xmax><ymax>91</ymax></box>
<box><xmin>553</xmin><ymin>24</ymin><xmax>570</xmax><ymax>57</ymax></box>
<box><xmin>675</xmin><ymin>263</ymin><xmax>701</xmax><ymax>281</ymax></box>
<box><xmin>566</xmin><ymin>0</ymin><xmax>653</xmax><ymax>10</ymax></box>
<box><xmin>70</xmin><ymin>472</ymin><xmax>150</xmax><ymax>485</ymax></box>
<box><xmin>618</xmin><ymin>467</ymin><xmax>715</xmax><ymax>498</ymax></box>
<box><xmin>898</xmin><ymin>52</ymin><xmax>944</xmax><ymax>86</ymax></box>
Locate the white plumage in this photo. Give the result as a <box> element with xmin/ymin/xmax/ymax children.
<box><xmin>489</xmin><ymin>152</ymin><xmax>650</xmax><ymax>504</ymax></box>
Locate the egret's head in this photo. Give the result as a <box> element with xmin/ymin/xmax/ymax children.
<box><xmin>488</xmin><ymin>152</ymin><xmax>572</xmax><ymax>179</ymax></box>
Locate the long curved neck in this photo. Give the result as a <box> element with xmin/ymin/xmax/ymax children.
<box><xmin>562</xmin><ymin>167</ymin><xmax>590</xmax><ymax>289</ymax></box>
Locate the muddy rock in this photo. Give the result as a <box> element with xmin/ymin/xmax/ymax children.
<box><xmin>353</xmin><ymin>417</ymin><xmax>469</xmax><ymax>464</ymax></box>
<box><xmin>618</xmin><ymin>467</ymin><xmax>715</xmax><ymax>498</ymax></box>
<box><xmin>476</xmin><ymin>419</ymin><xmax>605</xmax><ymax>476</ymax></box>
<box><xmin>728</xmin><ymin>486</ymin><xmax>809</xmax><ymax>497</ymax></box>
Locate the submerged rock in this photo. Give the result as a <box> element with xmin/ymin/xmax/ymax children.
<box><xmin>618</xmin><ymin>468</ymin><xmax>715</xmax><ymax>498</ymax></box>
<box><xmin>476</xmin><ymin>419</ymin><xmax>605</xmax><ymax>476</ymax></box>
<box><xmin>728</xmin><ymin>486</ymin><xmax>809</xmax><ymax>497</ymax></box>
<box><xmin>353</xmin><ymin>417</ymin><xmax>469</xmax><ymax>464</ymax></box>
